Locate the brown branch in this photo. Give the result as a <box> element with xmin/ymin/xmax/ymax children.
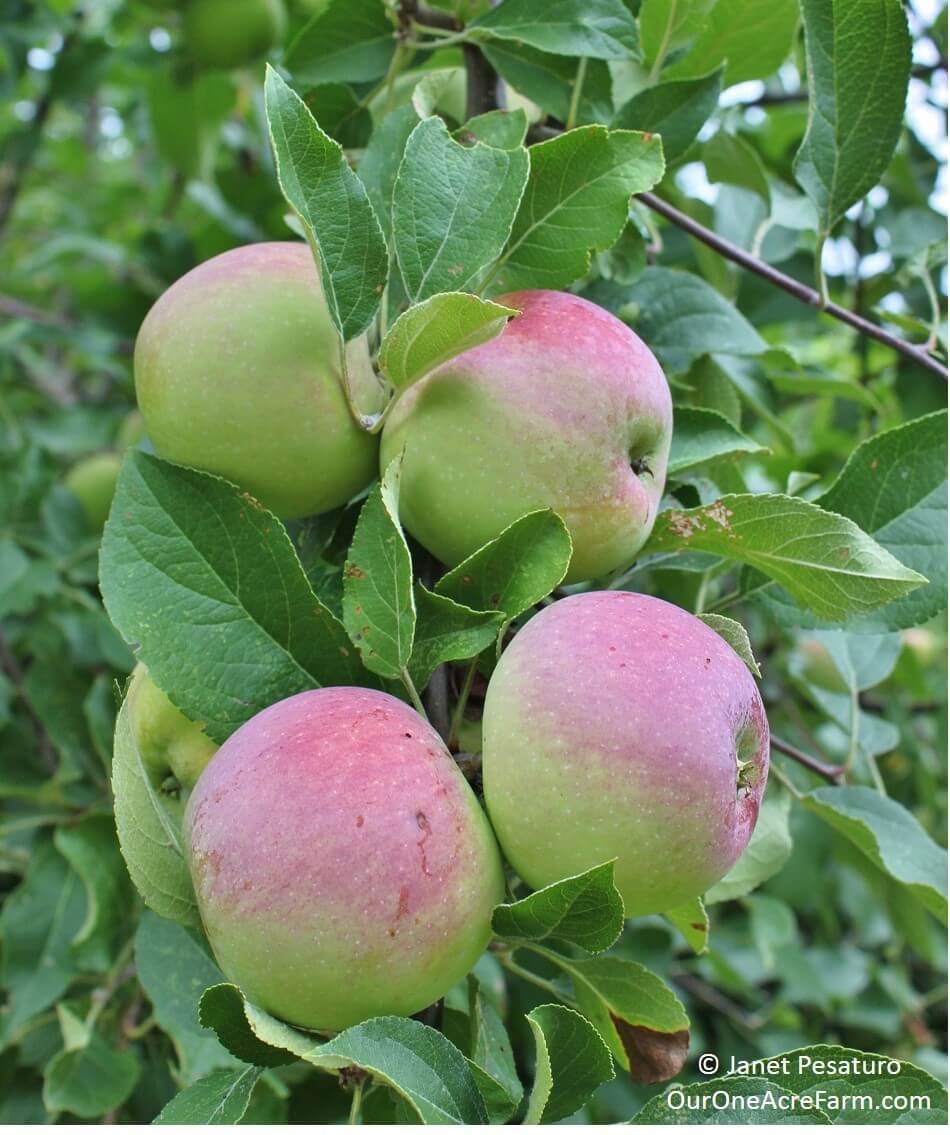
<box><xmin>771</xmin><ymin>734</ymin><xmax>844</xmax><ymax>784</ymax></box>
<box><xmin>463</xmin><ymin>42</ymin><xmax>499</xmax><ymax>119</ymax></box>
<box><xmin>637</xmin><ymin>191</ymin><xmax>948</xmax><ymax>380</ymax></box>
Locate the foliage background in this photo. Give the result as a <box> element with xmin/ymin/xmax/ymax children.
<box><xmin>0</xmin><ymin>0</ymin><xmax>947</xmax><ymax>1124</ymax></box>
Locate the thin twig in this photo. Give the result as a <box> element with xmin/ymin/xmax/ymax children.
<box><xmin>635</xmin><ymin>188</ymin><xmax>948</xmax><ymax>379</ymax></box>
<box><xmin>637</xmin><ymin>191</ymin><xmax>948</xmax><ymax>380</ymax></box>
<box><xmin>463</xmin><ymin>41</ymin><xmax>498</xmax><ymax>119</ymax></box>
<box><xmin>526</xmin><ymin>120</ymin><xmax>947</xmax><ymax>378</ymax></box>
<box><xmin>771</xmin><ymin>734</ymin><xmax>844</xmax><ymax>784</ymax></box>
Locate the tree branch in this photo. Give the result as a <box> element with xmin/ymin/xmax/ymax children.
<box><xmin>637</xmin><ymin>191</ymin><xmax>948</xmax><ymax>380</ymax></box>
<box><xmin>771</xmin><ymin>734</ymin><xmax>844</xmax><ymax>784</ymax></box>
<box><xmin>463</xmin><ymin>43</ymin><xmax>498</xmax><ymax>119</ymax></box>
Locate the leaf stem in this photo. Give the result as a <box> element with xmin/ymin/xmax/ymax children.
<box><xmin>447</xmin><ymin>658</ymin><xmax>478</xmax><ymax>751</ymax></box>
<box><xmin>499</xmin><ymin>949</ymin><xmax>578</xmax><ymax>1007</ymax></box>
<box><xmin>401</xmin><ymin>668</ymin><xmax>429</xmax><ymax>720</ymax></box>
<box><xmin>814</xmin><ymin>233</ymin><xmax>829</xmax><ymax>308</ymax></box>
<box><xmin>566</xmin><ymin>56</ymin><xmax>588</xmax><ymax>131</ymax></box>
<box><xmin>348</xmin><ymin>1079</ymin><xmax>364</xmax><ymax>1125</ymax></box>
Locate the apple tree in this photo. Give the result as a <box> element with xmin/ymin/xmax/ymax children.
<box><xmin>0</xmin><ymin>0</ymin><xmax>947</xmax><ymax>1124</ymax></box>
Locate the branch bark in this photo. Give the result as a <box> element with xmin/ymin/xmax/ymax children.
<box><xmin>771</xmin><ymin>734</ymin><xmax>844</xmax><ymax>784</ymax></box>
<box><xmin>637</xmin><ymin>191</ymin><xmax>948</xmax><ymax>381</ymax></box>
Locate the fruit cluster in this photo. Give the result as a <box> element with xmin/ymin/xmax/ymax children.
<box><xmin>125</xmin><ymin>242</ymin><xmax>770</xmax><ymax>1031</ymax></box>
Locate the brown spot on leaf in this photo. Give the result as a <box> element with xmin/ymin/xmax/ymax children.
<box><xmin>613</xmin><ymin>1020</ymin><xmax>689</xmax><ymax>1084</ymax></box>
<box><xmin>344</xmin><ymin>563</ymin><xmax>367</xmax><ymax>579</ymax></box>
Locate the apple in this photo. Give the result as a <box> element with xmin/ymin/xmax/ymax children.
<box><xmin>184</xmin><ymin>687</ymin><xmax>506</xmax><ymax>1031</ymax></box>
<box><xmin>380</xmin><ymin>289</ymin><xmax>672</xmax><ymax>584</ymax></box>
<box><xmin>183</xmin><ymin>0</ymin><xmax>286</xmax><ymax>71</ymax></box>
<box><xmin>134</xmin><ymin>242</ymin><xmax>383</xmax><ymax>519</ymax></box>
<box><xmin>481</xmin><ymin>591</ymin><xmax>770</xmax><ymax>916</ymax></box>
<box><xmin>64</xmin><ymin>452</ymin><xmax>123</xmax><ymax>531</ymax></box>
<box><xmin>127</xmin><ymin>663</ymin><xmax>217</xmax><ymax>792</ymax></box>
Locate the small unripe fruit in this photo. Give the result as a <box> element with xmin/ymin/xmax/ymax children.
<box><xmin>380</xmin><ymin>289</ymin><xmax>672</xmax><ymax>583</ymax></box>
<box><xmin>185</xmin><ymin>688</ymin><xmax>506</xmax><ymax>1031</ymax></box>
<box><xmin>183</xmin><ymin>0</ymin><xmax>286</xmax><ymax>71</ymax></box>
<box><xmin>64</xmin><ymin>452</ymin><xmax>123</xmax><ymax>530</ymax></box>
<box><xmin>482</xmin><ymin>592</ymin><xmax>770</xmax><ymax>915</ymax></box>
<box><xmin>128</xmin><ymin>664</ymin><xmax>217</xmax><ymax>791</ymax></box>
<box><xmin>134</xmin><ymin>242</ymin><xmax>382</xmax><ymax>519</ymax></box>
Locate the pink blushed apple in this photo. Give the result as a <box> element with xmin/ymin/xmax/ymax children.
<box><xmin>481</xmin><ymin>592</ymin><xmax>770</xmax><ymax>915</ymax></box>
<box><xmin>380</xmin><ymin>289</ymin><xmax>672</xmax><ymax>584</ymax></box>
<box><xmin>135</xmin><ymin>242</ymin><xmax>382</xmax><ymax>519</ymax></box>
<box><xmin>184</xmin><ymin>687</ymin><xmax>505</xmax><ymax>1031</ymax></box>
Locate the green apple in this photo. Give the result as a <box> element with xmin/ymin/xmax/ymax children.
<box><xmin>380</xmin><ymin>289</ymin><xmax>672</xmax><ymax>584</ymax></box>
<box><xmin>183</xmin><ymin>0</ymin><xmax>286</xmax><ymax>71</ymax></box>
<box><xmin>185</xmin><ymin>687</ymin><xmax>505</xmax><ymax>1030</ymax></box>
<box><xmin>482</xmin><ymin>592</ymin><xmax>770</xmax><ymax>916</ymax></box>
<box><xmin>127</xmin><ymin>663</ymin><xmax>217</xmax><ymax>792</ymax></box>
<box><xmin>64</xmin><ymin>452</ymin><xmax>123</xmax><ymax>531</ymax></box>
<box><xmin>134</xmin><ymin>241</ymin><xmax>383</xmax><ymax>519</ymax></box>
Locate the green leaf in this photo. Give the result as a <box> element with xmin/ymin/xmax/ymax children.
<box><xmin>199</xmin><ymin>985</ymin><xmax>299</xmax><ymax>1068</ymax></box>
<box><xmin>663</xmin><ymin>896</ymin><xmax>708</xmax><ymax>954</ymax></box>
<box><xmin>697</xmin><ymin>613</ymin><xmax>761</xmax><ymax>678</ymax></box>
<box><xmin>817</xmin><ymin>410</ymin><xmax>948</xmax><ymax>631</ymax></box>
<box><xmin>491</xmin><ymin>862</ymin><xmax>624</xmax><ymax>954</ymax></box>
<box><xmin>638</xmin><ymin>0</ymin><xmax>709</xmax><ymax>73</ymax></box>
<box><xmin>467</xmin><ymin>981</ymin><xmax>522</xmax><ymax>1121</ymax></box>
<box><xmin>564</xmin><ymin>954</ymin><xmax>690</xmax><ymax>1082</ymax></box>
<box><xmin>703</xmin><ymin>129</ymin><xmax>771</xmax><ymax>204</ymax></box>
<box><xmin>435</xmin><ymin>509</ymin><xmax>572</xmax><ymax>621</ymax></box>
<box><xmin>643</xmin><ymin>493</ymin><xmax>926</xmax><ymax>621</ymax></box>
<box><xmin>111</xmin><ymin>689</ymin><xmax>198</xmax><ymax>927</ymax></box>
<box><xmin>264</xmin><ymin>66</ymin><xmax>388</xmax><ymax>341</ymax></box>
<box><xmin>803</xmin><ymin>787</ymin><xmax>948</xmax><ymax>925</ymax></box>
<box><xmin>135</xmin><ymin>913</ymin><xmax>237</xmax><ymax>1081</ymax></box>
<box><xmin>665</xmin><ymin>0</ymin><xmax>801</xmax><ymax>86</ymax></box>
<box><xmin>408</xmin><ymin>586</ymin><xmax>505</xmax><ymax>689</ymax></box>
<box><xmin>100</xmin><ymin>452</ymin><xmax>373</xmax><ymax>745</ymax></box>
<box><xmin>634</xmin><ymin>1044</ymin><xmax>948</xmax><ymax>1124</ymax></box>
<box><xmin>622</xmin><ymin>268</ymin><xmax>767</xmax><ymax>373</ymax></box>
<box><xmin>201</xmin><ymin>987</ymin><xmax>488</xmax><ymax>1123</ymax></box>
<box><xmin>471</xmin><ymin>0</ymin><xmax>638</xmax><ymax>59</ymax></box>
<box><xmin>301</xmin><ymin>83</ymin><xmax>372</xmax><ymax>149</ymax></box>
<box><xmin>794</xmin><ymin>0</ymin><xmax>911</xmax><ymax>234</ymax></box>
<box><xmin>456</xmin><ymin>108</ymin><xmax>529</xmax><ymax>149</ymax></box>
<box><xmin>146</xmin><ymin>67</ymin><xmax>234</xmax><ymax>181</ymax></box>
<box><xmin>342</xmin><ymin>456</ymin><xmax>415</xmax><ymax>680</ymax></box>
<box><xmin>198</xmin><ymin>983</ymin><xmax>318</xmax><ymax>1067</ymax></box>
<box><xmin>495</xmin><ymin>125</ymin><xmax>664</xmax><ymax>291</ymax></box>
<box><xmin>359</xmin><ymin>105</ymin><xmax>419</xmax><ymax>241</ymax></box>
<box><xmin>285</xmin><ymin>0</ymin><xmax>396</xmax><ymax>84</ymax></box>
<box><xmin>705</xmin><ymin>791</ymin><xmax>792</xmax><ymax>904</ymax></box>
<box><xmin>524</xmin><ymin>1005</ymin><xmax>614</xmax><ymax>1123</ymax></box>
<box><xmin>632</xmin><ymin>1076</ymin><xmax>832</xmax><ymax>1123</ymax></box>
<box><xmin>309</xmin><ymin>1017</ymin><xmax>489</xmax><ymax>1124</ymax></box>
<box><xmin>153</xmin><ymin>1066</ymin><xmax>261</xmax><ymax>1125</ymax></box>
<box><xmin>379</xmin><ymin>293</ymin><xmax>519</xmax><ymax>390</ymax></box>
<box><xmin>53</xmin><ymin>815</ymin><xmax>132</xmax><ymax>971</ymax></box>
<box><xmin>393</xmin><ymin>116</ymin><xmax>529</xmax><ymax>302</ymax></box>
<box><xmin>0</xmin><ymin>841</ymin><xmax>85</xmax><ymax>1042</ymax></box>
<box><xmin>668</xmin><ymin>407</ymin><xmax>766</xmax><ymax>476</ymax></box>
<box><xmin>612</xmin><ymin>69</ymin><xmax>723</xmax><ymax>165</ymax></box>
<box><xmin>43</xmin><ymin>1032</ymin><xmax>140</xmax><ymax>1119</ymax></box>
<box><xmin>481</xmin><ymin>42</ymin><xmax>614</xmax><ymax>126</ymax></box>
